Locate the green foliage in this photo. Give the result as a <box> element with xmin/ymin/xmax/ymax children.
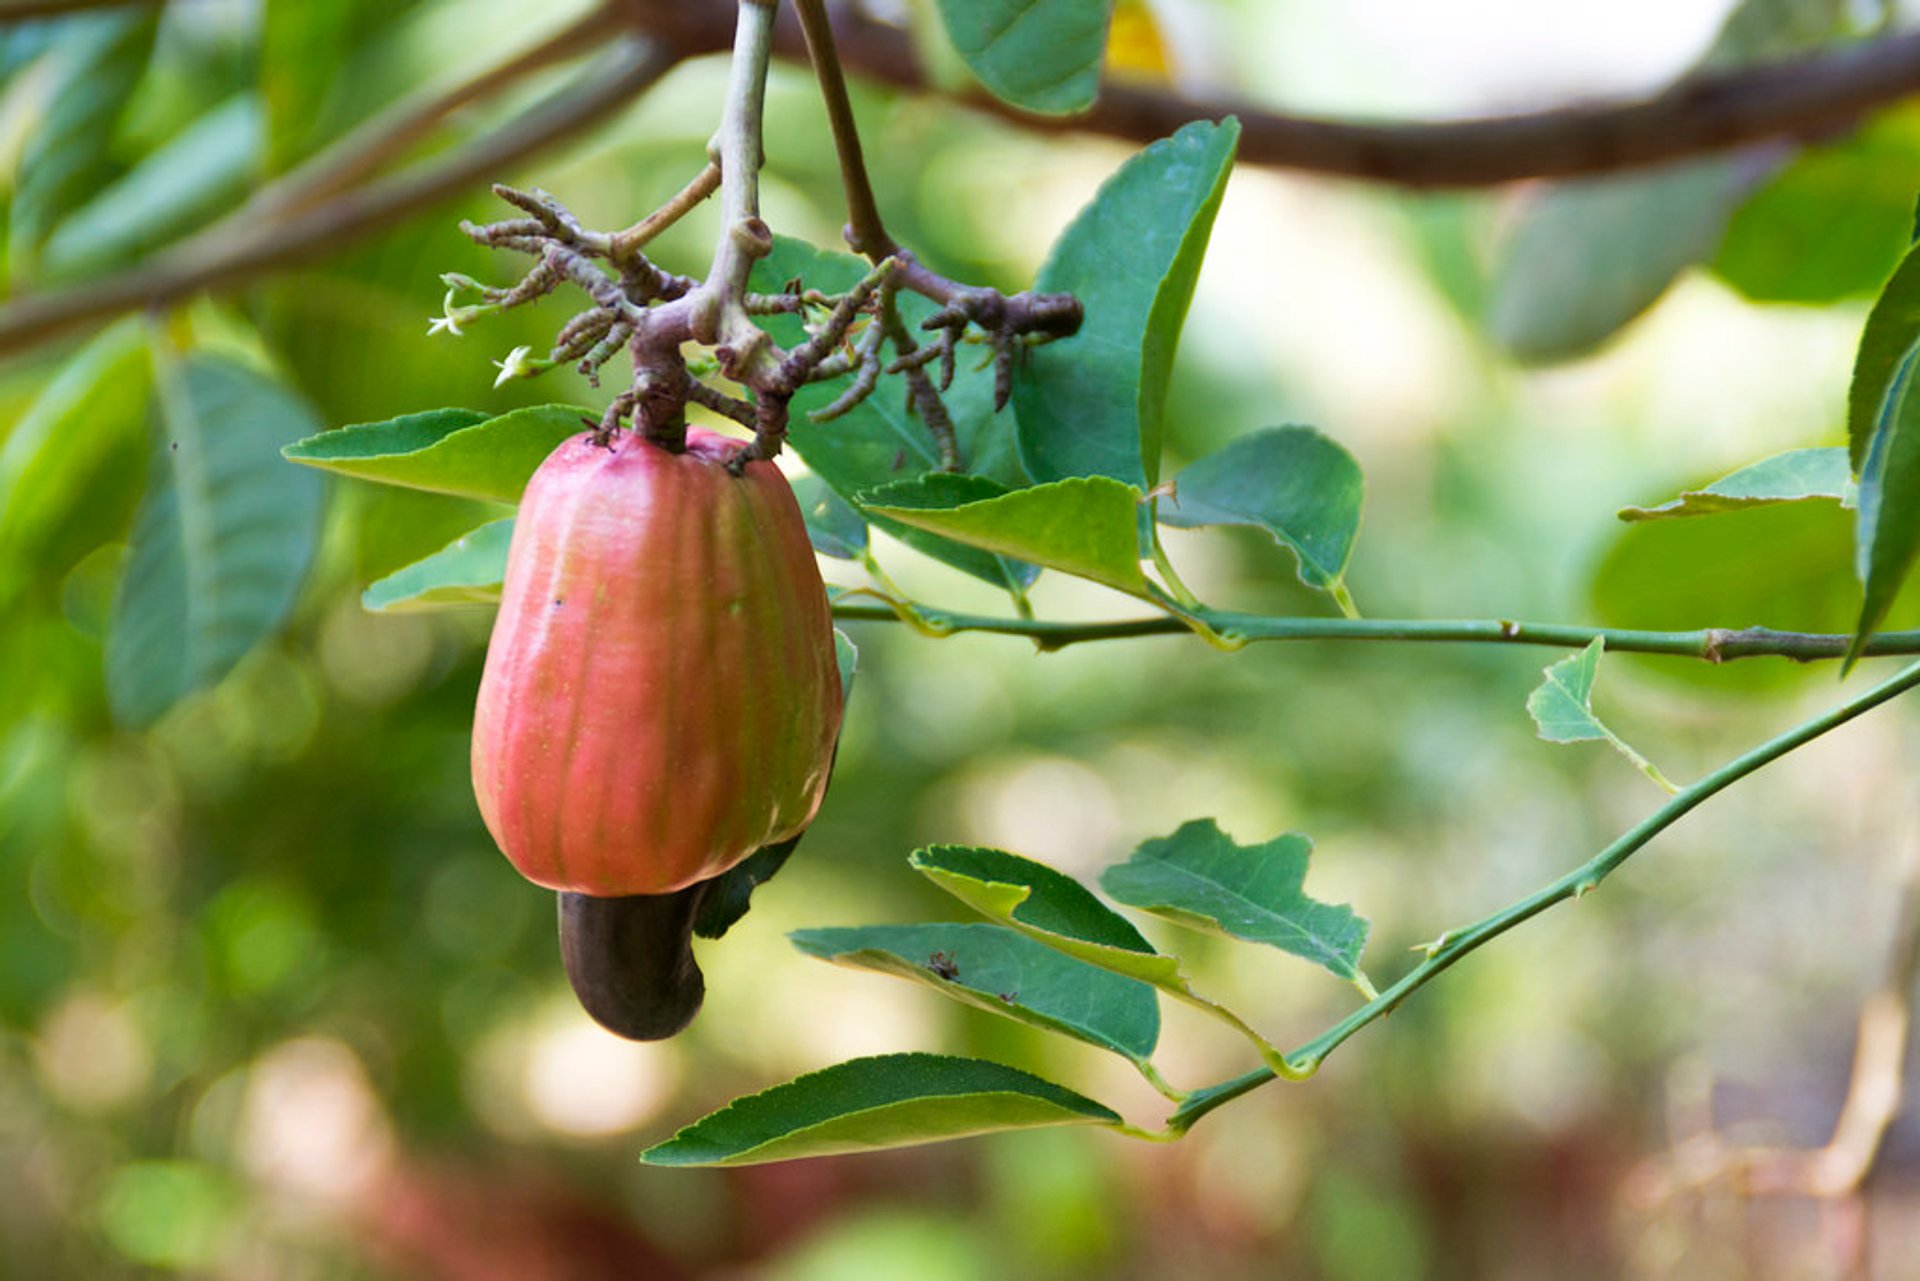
<box><xmin>791</xmin><ymin>922</ymin><xmax>1162</xmax><ymax>1063</ymax></box>
<box><xmin>1526</xmin><ymin>639</ymin><xmax>1611</xmax><ymax>744</ymax></box>
<box><xmin>1013</xmin><ymin>118</ymin><xmax>1239</xmax><ymax>487</ymax></box>
<box><xmin>1617</xmin><ymin>448</ymin><xmax>1853</xmax><ymax>521</ymax></box>
<box><xmin>1852</xmin><ymin>351</ymin><xmax>1920</xmax><ymax>660</ymax></box>
<box><xmin>640</xmin><ymin>1054</ymin><xmax>1121</xmax><ymax>1167</ymax></box>
<box><xmin>105</xmin><ymin>353</ymin><xmax>324</xmax><ymax>727</ymax></box>
<box><xmin>930</xmin><ymin>0</ymin><xmax>1113</xmax><ymax>115</ymax></box>
<box><xmin>361</xmin><ymin>516</ymin><xmax>511</xmax><ymax>611</ymax></box>
<box><xmin>795</xmin><ymin>472</ymin><xmax>870</xmax><ymax>559</ymax></box>
<box><xmin>1158</xmin><ymin>425</ymin><xmax>1364</xmax><ymax>598</ymax></box>
<box><xmin>282</xmin><ymin>404</ymin><xmax>582</xmax><ymax>502</ymax></box>
<box><xmin>1101</xmin><ymin>819</ymin><xmax>1369</xmax><ymax>982</ymax></box>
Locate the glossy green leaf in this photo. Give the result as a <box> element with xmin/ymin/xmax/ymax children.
<box><xmin>692</xmin><ymin>631</ymin><xmax>856</xmax><ymax>941</ymax></box>
<box><xmin>910</xmin><ymin>845</ymin><xmax>1181</xmax><ymax>988</ymax></box>
<box><xmin>282</xmin><ymin>404</ymin><xmax>583</xmax><ymax>502</ymax></box>
<box><xmin>931</xmin><ymin>0</ymin><xmax>1112</xmax><ymax>115</ymax></box>
<box><xmin>1618</xmin><ymin>448</ymin><xmax>1854</xmax><ymax>522</ymax></box>
<box><xmin>640</xmin><ymin>1053</ymin><xmax>1119</xmax><ymax>1166</ymax></box>
<box><xmin>1014</xmin><ymin>119</ymin><xmax>1240</xmax><ymax>488</ymax></box>
<box><xmin>360</xmin><ymin>517</ymin><xmax>511</xmax><ymax>612</ymax></box>
<box><xmin>794</xmin><ymin>473</ymin><xmax>869</xmax><ymax>559</ymax></box>
<box><xmin>750</xmin><ymin>237</ymin><xmax>1037</xmax><ymax>594</ymax></box>
<box><xmin>1714</xmin><ymin>110</ymin><xmax>1920</xmax><ymax>305</ymax></box>
<box><xmin>791</xmin><ymin>922</ymin><xmax>1160</xmax><ymax>1062</ymax></box>
<box><xmin>1488</xmin><ymin>0</ymin><xmax>1845</xmax><ymax>362</ymax></box>
<box><xmin>1850</xmin><ymin>242</ymin><xmax>1920</xmax><ymax>473</ymax></box>
<box><xmin>1159</xmin><ymin>426</ymin><xmax>1363</xmax><ymax>592</ymax></box>
<box><xmin>863</xmin><ymin>475</ymin><xmax>1153</xmax><ymax>598</ymax></box>
<box><xmin>1526</xmin><ymin>639</ymin><xmax>1609</xmax><ymax>743</ymax></box>
<box><xmin>8</xmin><ymin>12</ymin><xmax>157</xmax><ymax>282</ymax></box>
<box><xmin>0</xmin><ymin>319</ymin><xmax>152</xmax><ymax>601</ymax></box>
<box><xmin>1853</xmin><ymin>352</ymin><xmax>1920</xmax><ymax>661</ymax></box>
<box><xmin>41</xmin><ymin>95</ymin><xmax>262</xmax><ymax>281</ymax></box>
<box><xmin>1100</xmin><ymin>819</ymin><xmax>1368</xmax><ymax>981</ymax></box>
<box><xmin>106</xmin><ymin>355</ymin><xmax>325</xmax><ymax>727</ymax></box>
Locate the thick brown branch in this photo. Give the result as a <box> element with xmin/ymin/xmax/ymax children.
<box><xmin>785</xmin><ymin>5</ymin><xmax>1920</xmax><ymax>187</ymax></box>
<box><xmin>0</xmin><ymin>39</ymin><xmax>678</xmax><ymax>358</ymax></box>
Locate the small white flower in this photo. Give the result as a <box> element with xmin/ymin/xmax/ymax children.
<box><xmin>492</xmin><ymin>345</ymin><xmax>535</xmax><ymax>389</ymax></box>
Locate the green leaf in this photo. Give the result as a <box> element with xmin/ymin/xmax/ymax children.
<box><xmin>1014</xmin><ymin>119</ymin><xmax>1240</xmax><ymax>488</ymax></box>
<box><xmin>1100</xmin><ymin>819</ymin><xmax>1368</xmax><ymax>982</ymax></box>
<box><xmin>1159</xmin><ymin>426</ymin><xmax>1363</xmax><ymax>593</ymax></box>
<box><xmin>692</xmin><ymin>631</ymin><xmax>856</xmax><ymax>941</ymax></box>
<box><xmin>640</xmin><ymin>1053</ymin><xmax>1119</xmax><ymax>1167</ymax></box>
<box><xmin>1713</xmin><ymin>111</ymin><xmax>1920</xmax><ymax>305</ymax></box>
<box><xmin>931</xmin><ymin>0</ymin><xmax>1113</xmax><ymax>115</ymax></box>
<box><xmin>106</xmin><ymin>354</ymin><xmax>325</xmax><ymax>727</ymax></box>
<box><xmin>1488</xmin><ymin>0</ymin><xmax>1845</xmax><ymax>362</ymax></box>
<box><xmin>282</xmin><ymin>404</ymin><xmax>583</xmax><ymax>502</ymax></box>
<box><xmin>791</xmin><ymin>923</ymin><xmax>1160</xmax><ymax>1063</ymax></box>
<box><xmin>1488</xmin><ymin>157</ymin><xmax>1761</xmax><ymax>363</ymax></box>
<box><xmin>360</xmin><ymin>517</ymin><xmax>511</xmax><ymax>612</ymax></box>
<box><xmin>910</xmin><ymin>845</ymin><xmax>1181</xmax><ymax>989</ymax></box>
<box><xmin>41</xmin><ymin>95</ymin><xmax>263</xmax><ymax>281</ymax></box>
<box><xmin>1850</xmin><ymin>242</ymin><xmax>1920</xmax><ymax>473</ymax></box>
<box><xmin>750</xmin><ymin>237</ymin><xmax>1037</xmax><ymax>595</ymax></box>
<box><xmin>1526</xmin><ymin>638</ymin><xmax>1609</xmax><ymax>743</ymax></box>
<box><xmin>794</xmin><ymin>473</ymin><xmax>869</xmax><ymax>560</ymax></box>
<box><xmin>1618</xmin><ymin>448</ymin><xmax>1855</xmax><ymax>522</ymax></box>
<box><xmin>8</xmin><ymin>12</ymin><xmax>157</xmax><ymax>282</ymax></box>
<box><xmin>0</xmin><ymin>319</ymin><xmax>152</xmax><ymax>601</ymax></box>
<box><xmin>863</xmin><ymin>475</ymin><xmax>1153</xmax><ymax>598</ymax></box>
<box><xmin>1853</xmin><ymin>351</ymin><xmax>1920</xmax><ymax>661</ymax></box>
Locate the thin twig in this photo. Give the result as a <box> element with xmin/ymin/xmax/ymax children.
<box><xmin>608</xmin><ymin>160</ymin><xmax>722</xmax><ymax>263</ymax></box>
<box><xmin>792</xmin><ymin>0</ymin><xmax>897</xmax><ymax>259</ymax></box>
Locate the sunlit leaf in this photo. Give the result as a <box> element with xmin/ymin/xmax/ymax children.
<box><xmin>1014</xmin><ymin>119</ymin><xmax>1239</xmax><ymax>488</ymax></box>
<box><xmin>1850</xmin><ymin>242</ymin><xmax>1920</xmax><ymax>472</ymax></box>
<box><xmin>106</xmin><ymin>354</ymin><xmax>325</xmax><ymax>727</ymax></box>
<box><xmin>1618</xmin><ymin>448</ymin><xmax>1854</xmax><ymax>522</ymax></box>
<box><xmin>910</xmin><ymin>845</ymin><xmax>1181</xmax><ymax>988</ymax></box>
<box><xmin>791</xmin><ymin>922</ymin><xmax>1161</xmax><ymax>1062</ymax></box>
<box><xmin>360</xmin><ymin>517</ymin><xmax>511</xmax><ymax>611</ymax></box>
<box><xmin>282</xmin><ymin>404</ymin><xmax>582</xmax><ymax>502</ymax></box>
<box><xmin>1527</xmin><ymin>639</ymin><xmax>1609</xmax><ymax>743</ymax></box>
<box><xmin>1101</xmin><ymin>819</ymin><xmax>1368</xmax><ymax>981</ymax></box>
<box><xmin>640</xmin><ymin>1053</ymin><xmax>1119</xmax><ymax>1166</ymax></box>
<box><xmin>1853</xmin><ymin>351</ymin><xmax>1920</xmax><ymax>662</ymax></box>
<box><xmin>1159</xmin><ymin>426</ymin><xmax>1363</xmax><ymax>593</ymax></box>
<box><xmin>863</xmin><ymin>475</ymin><xmax>1153</xmax><ymax>598</ymax></box>
<box><xmin>931</xmin><ymin>0</ymin><xmax>1112</xmax><ymax>115</ymax></box>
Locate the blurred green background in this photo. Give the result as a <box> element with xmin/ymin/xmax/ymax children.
<box><xmin>6</xmin><ymin>0</ymin><xmax>1920</xmax><ymax>1277</ymax></box>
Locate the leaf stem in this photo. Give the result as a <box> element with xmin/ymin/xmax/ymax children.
<box><xmin>1164</xmin><ymin>656</ymin><xmax>1920</xmax><ymax>1134</ymax></box>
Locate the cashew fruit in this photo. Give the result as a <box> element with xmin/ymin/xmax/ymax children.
<box><xmin>471</xmin><ymin>428</ymin><xmax>842</xmax><ymax>897</ymax></box>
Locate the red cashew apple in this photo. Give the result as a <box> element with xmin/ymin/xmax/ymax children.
<box><xmin>471</xmin><ymin>427</ymin><xmax>843</xmax><ymax>898</ymax></box>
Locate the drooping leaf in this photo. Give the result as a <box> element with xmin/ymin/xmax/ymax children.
<box><xmin>910</xmin><ymin>845</ymin><xmax>1181</xmax><ymax>988</ymax></box>
<box><xmin>1159</xmin><ymin>426</ymin><xmax>1363</xmax><ymax>593</ymax></box>
<box><xmin>360</xmin><ymin>517</ymin><xmax>512</xmax><ymax>612</ymax></box>
<box><xmin>1852</xmin><ymin>351</ymin><xmax>1920</xmax><ymax>662</ymax></box>
<box><xmin>106</xmin><ymin>354</ymin><xmax>325</xmax><ymax>727</ymax></box>
<box><xmin>863</xmin><ymin>475</ymin><xmax>1154</xmax><ymax>599</ymax></box>
<box><xmin>8</xmin><ymin>12</ymin><xmax>157</xmax><ymax>282</ymax></box>
<box><xmin>1100</xmin><ymin>819</ymin><xmax>1368</xmax><ymax>982</ymax></box>
<box><xmin>41</xmin><ymin>95</ymin><xmax>263</xmax><ymax>281</ymax></box>
<box><xmin>692</xmin><ymin>631</ymin><xmax>856</xmax><ymax>940</ymax></box>
<box><xmin>0</xmin><ymin>319</ymin><xmax>152</xmax><ymax>602</ymax></box>
<box><xmin>1526</xmin><ymin>639</ymin><xmax>1609</xmax><ymax>743</ymax></box>
<box><xmin>1850</xmin><ymin>242</ymin><xmax>1920</xmax><ymax>473</ymax></box>
<box><xmin>749</xmin><ymin>237</ymin><xmax>1037</xmax><ymax>595</ymax></box>
<box><xmin>794</xmin><ymin>473</ymin><xmax>869</xmax><ymax>560</ymax></box>
<box><xmin>1618</xmin><ymin>448</ymin><xmax>1854</xmax><ymax>522</ymax></box>
<box><xmin>1488</xmin><ymin>0</ymin><xmax>1847</xmax><ymax>362</ymax></box>
<box><xmin>791</xmin><ymin>922</ymin><xmax>1160</xmax><ymax>1063</ymax></box>
<box><xmin>640</xmin><ymin>1053</ymin><xmax>1119</xmax><ymax>1167</ymax></box>
<box><xmin>930</xmin><ymin>0</ymin><xmax>1113</xmax><ymax>115</ymax></box>
<box><xmin>1714</xmin><ymin>109</ymin><xmax>1920</xmax><ymax>305</ymax></box>
<box><xmin>282</xmin><ymin>404</ymin><xmax>582</xmax><ymax>502</ymax></box>
<box><xmin>1013</xmin><ymin>119</ymin><xmax>1239</xmax><ymax>488</ymax></box>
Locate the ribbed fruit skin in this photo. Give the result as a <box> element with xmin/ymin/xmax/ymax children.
<box><xmin>471</xmin><ymin>428</ymin><xmax>841</xmax><ymax>896</ymax></box>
